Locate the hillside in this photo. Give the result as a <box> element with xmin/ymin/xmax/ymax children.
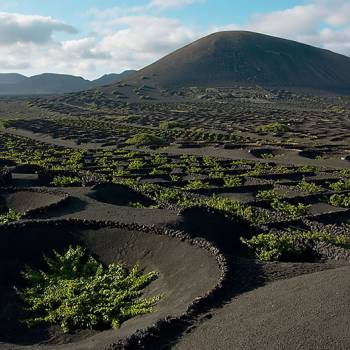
<box><xmin>0</xmin><ymin>70</ymin><xmax>136</xmax><ymax>95</ymax></box>
<box><xmin>0</xmin><ymin>73</ymin><xmax>27</xmax><ymax>85</ymax></box>
<box><xmin>121</xmin><ymin>31</ymin><xmax>350</xmax><ymax>93</ymax></box>
<box><xmin>90</xmin><ymin>71</ymin><xmax>136</xmax><ymax>88</ymax></box>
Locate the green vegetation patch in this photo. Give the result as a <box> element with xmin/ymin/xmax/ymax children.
<box><xmin>242</xmin><ymin>229</ymin><xmax>350</xmax><ymax>261</ymax></box>
<box><xmin>0</xmin><ymin>209</ymin><xmax>22</xmax><ymax>224</ymax></box>
<box><xmin>256</xmin><ymin>122</ymin><xmax>290</xmax><ymax>134</ymax></box>
<box><xmin>270</xmin><ymin>198</ymin><xmax>311</xmax><ymax>218</ymax></box>
<box><xmin>295</xmin><ymin>179</ymin><xmax>322</xmax><ymax>193</ymax></box>
<box><xmin>184</xmin><ymin>179</ymin><xmax>209</xmax><ymax>190</ymax></box>
<box><xmin>329</xmin><ymin>179</ymin><xmax>350</xmax><ymax>191</ymax></box>
<box><xmin>51</xmin><ymin>175</ymin><xmax>82</xmax><ymax>187</ymax></box>
<box><xmin>329</xmin><ymin>193</ymin><xmax>350</xmax><ymax>208</ymax></box>
<box><xmin>159</xmin><ymin>120</ymin><xmax>180</xmax><ymax>129</ymax></box>
<box><xmin>126</xmin><ymin>133</ymin><xmax>167</xmax><ymax>147</ymax></box>
<box><xmin>17</xmin><ymin>246</ymin><xmax>162</xmax><ymax>333</ymax></box>
<box><xmin>256</xmin><ymin>188</ymin><xmax>281</xmax><ymax>201</ymax></box>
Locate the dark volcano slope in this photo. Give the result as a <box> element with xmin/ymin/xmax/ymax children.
<box><xmin>123</xmin><ymin>31</ymin><xmax>350</xmax><ymax>92</ymax></box>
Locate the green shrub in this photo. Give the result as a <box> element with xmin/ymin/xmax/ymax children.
<box><xmin>256</xmin><ymin>122</ymin><xmax>290</xmax><ymax>133</ymax></box>
<box><xmin>329</xmin><ymin>193</ymin><xmax>350</xmax><ymax>208</ymax></box>
<box><xmin>126</xmin><ymin>133</ymin><xmax>167</xmax><ymax>147</ymax></box>
<box><xmin>223</xmin><ymin>176</ymin><xmax>243</xmax><ymax>187</ymax></box>
<box><xmin>151</xmin><ymin>153</ymin><xmax>168</xmax><ymax>165</ymax></box>
<box><xmin>184</xmin><ymin>179</ymin><xmax>209</xmax><ymax>190</ymax></box>
<box><xmin>128</xmin><ymin>159</ymin><xmax>146</xmax><ymax>170</ymax></box>
<box><xmin>51</xmin><ymin>176</ymin><xmax>81</xmax><ymax>187</ymax></box>
<box><xmin>271</xmin><ymin>199</ymin><xmax>311</xmax><ymax>218</ymax></box>
<box><xmin>150</xmin><ymin>168</ymin><xmax>167</xmax><ymax>175</ymax></box>
<box><xmin>274</xmin><ymin>166</ymin><xmax>293</xmax><ymax>174</ymax></box>
<box><xmin>0</xmin><ymin>119</ymin><xmax>11</xmax><ymax>129</ymax></box>
<box><xmin>297</xmin><ymin>165</ymin><xmax>316</xmax><ymax>173</ymax></box>
<box><xmin>256</xmin><ymin>189</ymin><xmax>280</xmax><ymax>201</ymax></box>
<box><xmin>0</xmin><ymin>209</ymin><xmax>22</xmax><ymax>224</ymax></box>
<box><xmin>170</xmin><ymin>174</ymin><xmax>181</xmax><ymax>182</ymax></box>
<box><xmin>208</xmin><ymin>170</ymin><xmax>225</xmax><ymax>179</ymax></box>
<box><xmin>329</xmin><ymin>179</ymin><xmax>350</xmax><ymax>191</ymax></box>
<box><xmin>295</xmin><ymin>180</ymin><xmax>322</xmax><ymax>193</ymax></box>
<box><xmin>200</xmin><ymin>195</ymin><xmax>258</xmax><ymax>222</ymax></box>
<box><xmin>112</xmin><ymin>169</ymin><xmax>130</xmax><ymax>177</ymax></box>
<box><xmin>246</xmin><ymin>163</ymin><xmax>273</xmax><ymax>176</ymax></box>
<box><xmin>338</xmin><ymin>169</ymin><xmax>350</xmax><ymax>178</ymax></box>
<box><xmin>159</xmin><ymin>121</ymin><xmax>179</xmax><ymax>129</ymax></box>
<box><xmin>241</xmin><ymin>232</ymin><xmax>296</xmax><ymax>261</ymax></box>
<box><xmin>242</xmin><ymin>229</ymin><xmax>349</xmax><ymax>261</ymax></box>
<box><xmin>156</xmin><ymin>188</ymin><xmax>191</xmax><ymax>206</ymax></box>
<box><xmin>18</xmin><ymin>246</ymin><xmax>161</xmax><ymax>333</ymax></box>
<box><xmin>260</xmin><ymin>153</ymin><xmax>274</xmax><ymax>159</ymax></box>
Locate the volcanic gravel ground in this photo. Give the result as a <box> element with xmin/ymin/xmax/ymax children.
<box><xmin>173</xmin><ymin>265</ymin><xmax>350</xmax><ymax>350</ymax></box>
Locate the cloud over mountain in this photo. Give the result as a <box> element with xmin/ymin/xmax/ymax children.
<box><xmin>0</xmin><ymin>0</ymin><xmax>349</xmax><ymax>79</ymax></box>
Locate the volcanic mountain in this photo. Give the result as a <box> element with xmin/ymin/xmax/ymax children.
<box><xmin>123</xmin><ymin>31</ymin><xmax>350</xmax><ymax>93</ymax></box>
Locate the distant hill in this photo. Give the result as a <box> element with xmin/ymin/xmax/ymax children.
<box><xmin>0</xmin><ymin>73</ymin><xmax>27</xmax><ymax>85</ymax></box>
<box><xmin>120</xmin><ymin>31</ymin><xmax>350</xmax><ymax>93</ymax></box>
<box><xmin>0</xmin><ymin>70</ymin><xmax>136</xmax><ymax>95</ymax></box>
<box><xmin>90</xmin><ymin>71</ymin><xmax>136</xmax><ymax>88</ymax></box>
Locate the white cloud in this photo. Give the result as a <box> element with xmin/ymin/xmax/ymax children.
<box><xmin>0</xmin><ymin>12</ymin><xmax>76</xmax><ymax>45</ymax></box>
<box><xmin>213</xmin><ymin>1</ymin><xmax>350</xmax><ymax>57</ymax></box>
<box><xmin>149</xmin><ymin>0</ymin><xmax>202</xmax><ymax>9</ymax></box>
<box><xmin>95</xmin><ymin>15</ymin><xmax>199</xmax><ymax>71</ymax></box>
<box><xmin>0</xmin><ymin>59</ymin><xmax>30</xmax><ymax>70</ymax></box>
<box><xmin>248</xmin><ymin>5</ymin><xmax>324</xmax><ymax>37</ymax></box>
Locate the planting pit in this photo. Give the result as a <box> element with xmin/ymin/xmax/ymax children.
<box><xmin>0</xmin><ymin>188</ymin><xmax>68</xmax><ymax>215</ymax></box>
<box><xmin>0</xmin><ymin>220</ymin><xmax>223</xmax><ymax>350</ymax></box>
<box><xmin>88</xmin><ymin>183</ymin><xmax>155</xmax><ymax>207</ymax></box>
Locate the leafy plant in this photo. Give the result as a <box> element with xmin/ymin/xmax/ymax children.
<box><xmin>151</xmin><ymin>153</ymin><xmax>168</xmax><ymax>165</ymax></box>
<box><xmin>17</xmin><ymin>246</ymin><xmax>161</xmax><ymax>333</ymax></box>
<box><xmin>150</xmin><ymin>168</ymin><xmax>167</xmax><ymax>175</ymax></box>
<box><xmin>170</xmin><ymin>174</ymin><xmax>181</xmax><ymax>182</ymax></box>
<box><xmin>208</xmin><ymin>170</ymin><xmax>225</xmax><ymax>179</ymax></box>
<box><xmin>0</xmin><ymin>209</ymin><xmax>22</xmax><ymax>224</ymax></box>
<box><xmin>159</xmin><ymin>120</ymin><xmax>179</xmax><ymax>129</ymax></box>
<box><xmin>271</xmin><ymin>199</ymin><xmax>311</xmax><ymax>218</ymax></box>
<box><xmin>295</xmin><ymin>179</ymin><xmax>322</xmax><ymax>193</ymax></box>
<box><xmin>297</xmin><ymin>165</ymin><xmax>316</xmax><ymax>173</ymax></box>
<box><xmin>184</xmin><ymin>179</ymin><xmax>209</xmax><ymax>190</ymax></box>
<box><xmin>128</xmin><ymin>159</ymin><xmax>146</xmax><ymax>170</ymax></box>
<box><xmin>260</xmin><ymin>153</ymin><xmax>274</xmax><ymax>159</ymax></box>
<box><xmin>242</xmin><ymin>229</ymin><xmax>350</xmax><ymax>261</ymax></box>
<box><xmin>245</xmin><ymin>163</ymin><xmax>273</xmax><ymax>176</ymax></box>
<box><xmin>223</xmin><ymin>176</ymin><xmax>243</xmax><ymax>187</ymax></box>
<box><xmin>274</xmin><ymin>165</ymin><xmax>293</xmax><ymax>174</ymax></box>
<box><xmin>338</xmin><ymin>169</ymin><xmax>350</xmax><ymax>178</ymax></box>
<box><xmin>256</xmin><ymin>122</ymin><xmax>290</xmax><ymax>133</ymax></box>
<box><xmin>329</xmin><ymin>179</ymin><xmax>350</xmax><ymax>191</ymax></box>
<box><xmin>256</xmin><ymin>188</ymin><xmax>280</xmax><ymax>201</ymax></box>
<box><xmin>112</xmin><ymin>169</ymin><xmax>130</xmax><ymax>177</ymax></box>
<box><xmin>51</xmin><ymin>176</ymin><xmax>81</xmax><ymax>187</ymax></box>
<box><xmin>126</xmin><ymin>133</ymin><xmax>167</xmax><ymax>147</ymax></box>
<box><xmin>329</xmin><ymin>193</ymin><xmax>350</xmax><ymax>208</ymax></box>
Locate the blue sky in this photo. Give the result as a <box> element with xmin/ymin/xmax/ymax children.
<box><xmin>0</xmin><ymin>1</ymin><xmax>307</xmax><ymax>30</ymax></box>
<box><xmin>0</xmin><ymin>0</ymin><xmax>349</xmax><ymax>79</ymax></box>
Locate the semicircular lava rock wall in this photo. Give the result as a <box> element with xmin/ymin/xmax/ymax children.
<box><xmin>0</xmin><ymin>219</ymin><xmax>227</xmax><ymax>350</ymax></box>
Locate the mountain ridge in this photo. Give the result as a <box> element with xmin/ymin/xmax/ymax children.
<box><xmin>0</xmin><ymin>70</ymin><xmax>137</xmax><ymax>95</ymax></box>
